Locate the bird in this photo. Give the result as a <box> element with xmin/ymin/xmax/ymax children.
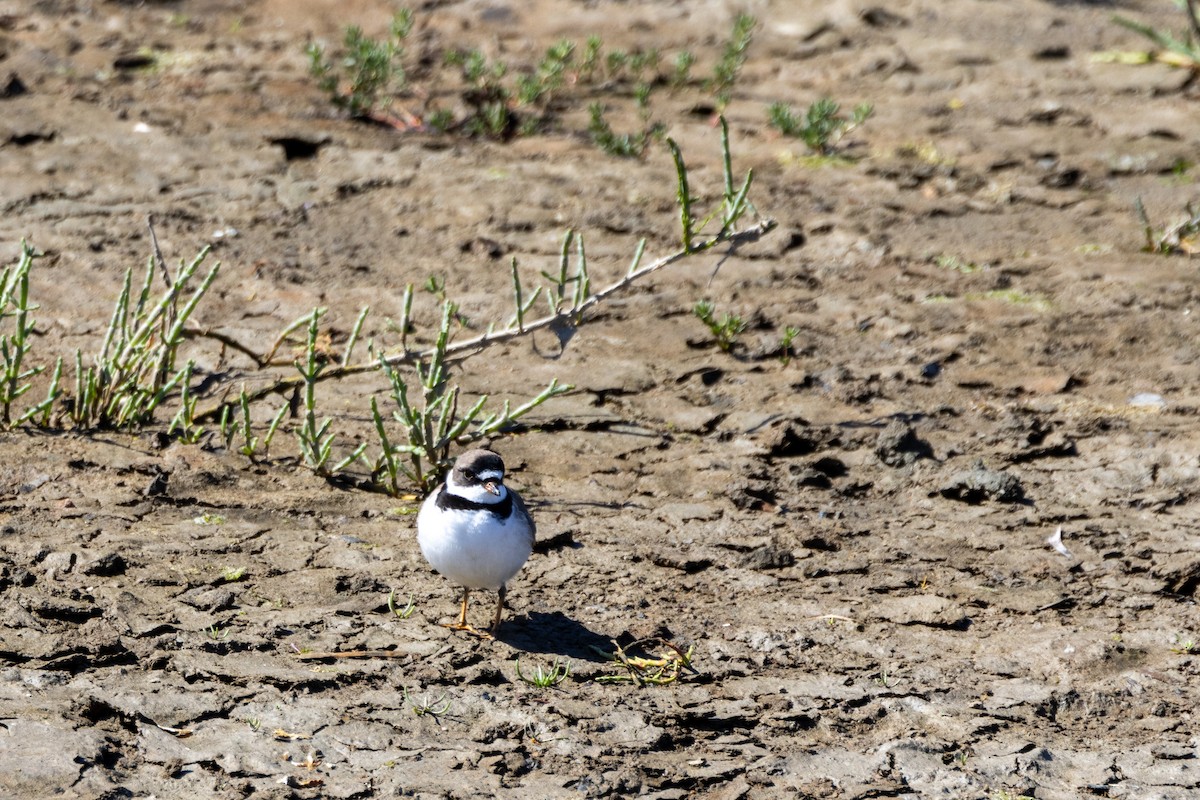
<box><xmin>416</xmin><ymin>448</ymin><xmax>535</xmax><ymax>638</ymax></box>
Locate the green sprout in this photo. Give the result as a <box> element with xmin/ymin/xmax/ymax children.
<box><xmin>71</xmin><ymin>244</ymin><xmax>219</xmax><ymax>430</ymax></box>
<box><xmin>444</xmin><ymin>48</ymin><xmax>518</xmax><ymax>139</ymax></box>
<box><xmin>516</xmin><ymin>39</ymin><xmax>575</xmax><ymax>107</ymax></box>
<box><xmin>779</xmin><ymin>325</ymin><xmax>801</xmax><ymax>365</ymax></box>
<box><xmin>306</xmin><ymin>9</ymin><xmax>413</xmax><ymax>118</ymax></box>
<box><xmin>387</xmin><ymin>589</ymin><xmax>416</xmax><ymax>619</ymax></box>
<box><xmin>710</xmin><ymin>13</ymin><xmax>756</xmax><ymax>109</ymax></box>
<box><xmin>0</xmin><ymin>240</ymin><xmax>46</xmax><ymax>427</ymax></box>
<box><xmin>578</xmin><ymin>35</ymin><xmax>602</xmax><ymax>81</ymax></box>
<box><xmin>768</xmin><ymin>98</ymin><xmax>874</xmax><ymax>156</ymax></box>
<box><xmin>872</xmin><ymin>668</ymin><xmax>901</xmax><ymax>688</ymax></box>
<box><xmin>220</xmin><ymin>387</ymin><xmax>288</xmax><ymax>460</ymax></box>
<box><xmin>671</xmin><ymin>50</ymin><xmax>695</xmax><ymax>89</ymax></box>
<box><xmin>693</xmin><ymin>300</ymin><xmax>747</xmax><ymax>352</ymax></box>
<box><xmin>295</xmin><ymin>308</ymin><xmax>368</xmax><ymax>475</ymax></box>
<box><xmin>166</xmin><ymin>360</ymin><xmax>203</xmax><ymax>443</ymax></box>
<box><xmin>220</xmin><ymin>566</ymin><xmax>246</xmax><ymax>583</ymax></box>
<box><xmin>515</xmin><ymin>656</ymin><xmax>571</xmax><ymax>687</ymax></box>
<box><xmin>403</xmin><ymin>686</ymin><xmax>452</xmax><ymax>717</ymax></box>
<box><xmin>524</xmin><ymin>722</ymin><xmax>567</xmax><ymax>746</ymax></box>
<box><xmin>587</xmin><ymin>102</ymin><xmax>662</xmax><ymax>159</ymax></box>
<box><xmin>1170</xmin><ymin>635</ymin><xmax>1196</xmax><ymax>655</ymax></box>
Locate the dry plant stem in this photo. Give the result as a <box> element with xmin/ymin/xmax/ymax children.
<box><xmin>192</xmin><ymin>219</ymin><xmax>774</xmax><ymax>422</ymax></box>
<box><xmin>183</xmin><ymin>327</ymin><xmax>271</xmax><ymax>367</ymax></box>
<box><xmin>378</xmin><ymin>221</ymin><xmax>774</xmax><ymax>356</ymax></box>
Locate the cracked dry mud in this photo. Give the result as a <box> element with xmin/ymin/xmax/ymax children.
<box><xmin>1</xmin><ymin>1</ymin><xmax>1199</xmax><ymax>798</ymax></box>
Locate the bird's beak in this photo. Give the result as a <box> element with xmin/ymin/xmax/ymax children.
<box><xmin>484</xmin><ymin>480</ymin><xmax>501</xmax><ymax>496</ymax></box>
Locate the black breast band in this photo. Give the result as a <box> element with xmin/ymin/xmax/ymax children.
<box><xmin>435</xmin><ymin>486</ymin><xmax>512</xmax><ymax>519</ymax></box>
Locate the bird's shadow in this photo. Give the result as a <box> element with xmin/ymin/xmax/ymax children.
<box><xmin>499</xmin><ymin>611</ymin><xmax>614</xmax><ymax>662</ymax></box>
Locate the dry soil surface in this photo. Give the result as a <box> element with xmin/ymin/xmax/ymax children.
<box><xmin>1</xmin><ymin>1</ymin><xmax>1199</xmax><ymax>798</ymax></box>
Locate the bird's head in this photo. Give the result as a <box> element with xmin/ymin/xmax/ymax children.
<box><xmin>447</xmin><ymin>449</ymin><xmax>508</xmax><ymax>502</ymax></box>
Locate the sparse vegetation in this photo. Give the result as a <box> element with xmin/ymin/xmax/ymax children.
<box><xmin>1134</xmin><ymin>196</ymin><xmax>1200</xmax><ymax>256</ymax></box>
<box><xmin>767</xmin><ymin>98</ymin><xmax>874</xmax><ymax>156</ymax></box>
<box><xmin>1108</xmin><ymin>1</ymin><xmax>1200</xmax><ymax>69</ymax></box>
<box><xmin>70</xmin><ymin>243</ymin><xmax>219</xmax><ymax>431</ymax></box>
<box><xmin>0</xmin><ymin>122</ymin><xmax>773</xmax><ymax>494</ymax></box>
<box><xmin>592</xmin><ymin>638</ymin><xmax>696</xmax><ymax>685</ymax></box>
<box><xmin>778</xmin><ymin>325</ymin><xmax>801</xmax><ymax>365</ymax></box>
<box><xmin>924</xmin><ymin>289</ymin><xmax>1052</xmax><ymax>310</ymax></box>
<box><xmin>7</xmin><ymin>6</ymin><xmax>1198</xmax><ymax>798</ymax></box>
<box><xmin>515</xmin><ymin>656</ymin><xmax>571</xmax><ymax>687</ymax></box>
<box><xmin>709</xmin><ymin>13</ymin><xmax>757</xmax><ymax>109</ymax></box>
<box><xmin>403</xmin><ymin>686</ymin><xmax>452</xmax><ymax>717</ymax></box>
<box><xmin>306</xmin><ymin>10</ymin><xmax>413</xmax><ymax>118</ymax></box>
<box><xmin>305</xmin><ymin>9</ymin><xmax>759</xmax><ymax>156</ymax></box>
<box><xmin>933</xmin><ymin>254</ymin><xmax>985</xmax><ymax>273</ymax></box>
<box><xmin>0</xmin><ymin>242</ymin><xmax>52</xmax><ymax>428</ymax></box>
<box><xmin>693</xmin><ymin>300</ymin><xmax>747</xmax><ymax>352</ymax></box>
<box><xmin>387</xmin><ymin>589</ymin><xmax>416</xmax><ymax>619</ymax></box>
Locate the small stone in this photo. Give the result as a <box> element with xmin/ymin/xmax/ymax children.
<box><xmin>41</xmin><ymin>551</ymin><xmax>76</xmax><ymax>578</ymax></box>
<box><xmin>938</xmin><ymin>460</ymin><xmax>1025</xmax><ymax>503</ymax></box>
<box><xmin>875</xmin><ymin>420</ymin><xmax>933</xmax><ymax>467</ymax></box>
<box><xmin>82</xmin><ymin>552</ymin><xmax>127</xmax><ymax>576</ymax></box>
<box><xmin>739</xmin><ymin>543</ymin><xmax>795</xmax><ymax>570</ymax></box>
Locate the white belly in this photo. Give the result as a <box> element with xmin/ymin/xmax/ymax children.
<box><xmin>417</xmin><ymin>492</ymin><xmax>532</xmax><ymax>590</ymax></box>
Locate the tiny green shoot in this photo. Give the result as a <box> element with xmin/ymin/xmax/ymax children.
<box><xmin>388</xmin><ymin>589</ymin><xmax>416</xmax><ymax>619</ymax></box>
<box><xmin>779</xmin><ymin>325</ymin><xmax>801</xmax><ymax>365</ymax></box>
<box><xmin>768</xmin><ymin>98</ymin><xmax>874</xmax><ymax>156</ymax></box>
<box><xmin>403</xmin><ymin>686</ymin><xmax>452</xmax><ymax>717</ymax></box>
<box><xmin>710</xmin><ymin>13</ymin><xmax>756</xmax><ymax>109</ymax></box>
<box><xmin>515</xmin><ymin>656</ymin><xmax>571</xmax><ymax>687</ymax></box>
<box><xmin>693</xmin><ymin>300</ymin><xmax>747</xmax><ymax>352</ymax></box>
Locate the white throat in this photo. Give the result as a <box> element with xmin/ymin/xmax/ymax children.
<box><xmin>446</xmin><ymin>469</ymin><xmax>508</xmax><ymax>505</ymax></box>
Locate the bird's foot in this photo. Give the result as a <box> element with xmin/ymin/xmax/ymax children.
<box><xmin>441</xmin><ymin>621</ymin><xmax>495</xmax><ymax>640</ymax></box>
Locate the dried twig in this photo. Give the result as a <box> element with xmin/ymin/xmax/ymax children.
<box><xmin>191</xmin><ymin>219</ymin><xmax>774</xmax><ymax>423</ymax></box>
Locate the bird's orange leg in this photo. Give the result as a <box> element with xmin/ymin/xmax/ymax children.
<box><xmin>442</xmin><ymin>587</ymin><xmax>495</xmax><ymax>639</ymax></box>
<box><xmin>489</xmin><ymin>585</ymin><xmax>507</xmax><ymax>636</ymax></box>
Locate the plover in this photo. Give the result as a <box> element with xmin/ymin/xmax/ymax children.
<box><xmin>417</xmin><ymin>449</ymin><xmax>535</xmax><ymax>638</ymax></box>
